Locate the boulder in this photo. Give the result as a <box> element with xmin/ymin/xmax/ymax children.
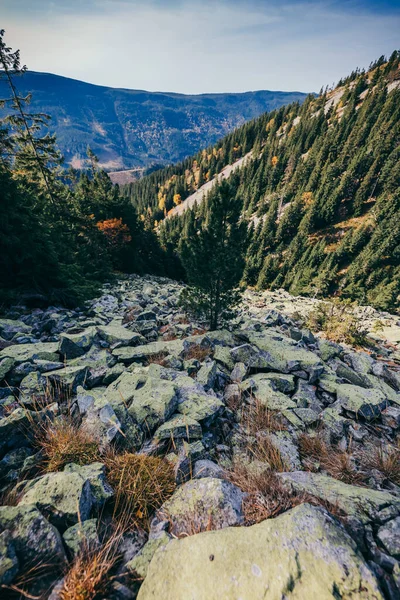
<box><xmin>153</xmin><ymin>478</ymin><xmax>244</xmax><ymax>536</ymax></box>
<box><xmin>138</xmin><ymin>503</ymin><xmax>383</xmax><ymax>600</ymax></box>
<box><xmin>154</xmin><ymin>415</ymin><xmax>202</xmax><ymax>442</ymax></box>
<box><xmin>0</xmin><ymin>357</ymin><xmax>15</xmax><ymax>382</ymax></box>
<box><xmin>96</xmin><ymin>324</ymin><xmax>145</xmax><ymax>347</ymax></box>
<box><xmin>104</xmin><ymin>371</ymin><xmax>178</xmax><ymax>434</ymax></box>
<box><xmin>63</xmin><ymin>462</ymin><xmax>114</xmax><ymax>509</ymax></box>
<box><xmin>377</xmin><ymin>517</ymin><xmax>400</xmax><ymax>559</ymax></box>
<box><xmin>240</xmin><ymin>375</ymin><xmax>296</xmax><ymax>410</ymax></box>
<box><xmin>0</xmin><ymin>531</ymin><xmax>19</xmax><ymax>586</ymax></box>
<box><xmin>0</xmin><ymin>505</ymin><xmax>66</xmax><ymax>567</ymax></box>
<box><xmin>0</xmin><ymin>318</ymin><xmax>32</xmax><ymax>341</ymax></box>
<box><xmin>18</xmin><ymin>470</ymin><xmax>94</xmax><ymax>526</ymax></box>
<box><xmin>113</xmin><ymin>339</ymin><xmax>183</xmax><ymax>365</ymax></box>
<box><xmin>279</xmin><ymin>471</ymin><xmax>400</xmax><ymax>523</ymax></box>
<box><xmin>126</xmin><ymin>532</ymin><xmax>171</xmax><ymax>579</ymax></box>
<box><xmin>0</xmin><ymin>342</ymin><xmax>59</xmax><ymax>365</ymax></box>
<box><xmin>63</xmin><ymin>519</ymin><xmax>100</xmax><ymax>558</ymax></box>
<box><xmin>336</xmin><ymin>384</ymin><xmax>389</xmax><ymax>421</ymax></box>
<box><xmin>177</xmin><ymin>388</ymin><xmax>223</xmax><ymax>425</ymax></box>
<box><xmin>43</xmin><ymin>365</ymin><xmax>88</xmax><ymax>394</ymax></box>
<box><xmin>58</xmin><ymin>327</ymin><xmax>96</xmax><ymax>359</ymax></box>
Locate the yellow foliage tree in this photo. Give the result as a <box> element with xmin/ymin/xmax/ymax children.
<box><xmin>173</xmin><ymin>193</ymin><xmax>182</xmax><ymax>206</ymax></box>
<box><xmin>271</xmin><ymin>156</ymin><xmax>279</xmax><ymax>167</ymax></box>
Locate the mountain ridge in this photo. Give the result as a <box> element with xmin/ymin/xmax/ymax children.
<box><xmin>0</xmin><ymin>70</ymin><xmax>308</xmax><ymax>170</ymax></box>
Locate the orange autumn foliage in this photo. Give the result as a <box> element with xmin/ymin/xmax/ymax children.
<box><xmin>96</xmin><ymin>218</ymin><xmax>132</xmax><ymax>248</ymax></box>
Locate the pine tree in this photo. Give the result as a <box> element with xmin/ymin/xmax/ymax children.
<box><xmin>179</xmin><ymin>181</ymin><xmax>247</xmax><ymax>329</ymax></box>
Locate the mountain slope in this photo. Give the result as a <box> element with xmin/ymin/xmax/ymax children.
<box><xmin>0</xmin><ymin>71</ymin><xmax>308</xmax><ymax>170</ymax></box>
<box><xmin>132</xmin><ymin>53</ymin><xmax>400</xmax><ymax>311</ymax></box>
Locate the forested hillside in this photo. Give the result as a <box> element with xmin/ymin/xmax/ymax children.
<box><xmin>0</xmin><ymin>71</ymin><xmax>307</xmax><ymax>170</ymax></box>
<box><xmin>128</xmin><ymin>53</ymin><xmax>400</xmax><ymax>311</ymax></box>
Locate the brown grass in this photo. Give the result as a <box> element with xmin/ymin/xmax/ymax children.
<box><xmin>321</xmin><ymin>451</ymin><xmax>365</xmax><ymax>485</ymax></box>
<box><xmin>364</xmin><ymin>444</ymin><xmax>400</xmax><ymax>485</ymax></box>
<box><xmin>170</xmin><ymin>512</ymin><xmax>215</xmax><ymax>539</ymax></box>
<box><xmin>298</xmin><ymin>432</ymin><xmax>364</xmax><ymax>485</ymax></box>
<box><xmin>1</xmin><ymin>561</ymin><xmax>62</xmax><ymax>600</ymax></box>
<box><xmin>183</xmin><ymin>346</ymin><xmax>212</xmax><ymax>362</ymax></box>
<box><xmin>104</xmin><ymin>451</ymin><xmax>176</xmax><ymax>528</ymax></box>
<box><xmin>58</xmin><ymin>527</ymin><xmax>123</xmax><ymax>600</ymax></box>
<box><xmin>34</xmin><ymin>417</ymin><xmax>101</xmax><ymax>473</ymax></box>
<box><xmin>228</xmin><ymin>466</ymin><xmax>313</xmax><ymax>525</ymax></box>
<box><xmin>228</xmin><ymin>464</ymin><xmax>346</xmax><ymax>525</ymax></box>
<box><xmin>146</xmin><ymin>352</ymin><xmax>168</xmax><ymax>366</ymax></box>
<box><xmin>249</xmin><ymin>435</ymin><xmax>289</xmax><ymax>472</ymax></box>
<box><xmin>241</xmin><ymin>398</ymin><xmax>286</xmax><ymax>436</ymax></box>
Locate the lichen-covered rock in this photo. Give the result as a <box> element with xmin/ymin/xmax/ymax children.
<box><xmin>77</xmin><ymin>387</ymin><xmax>122</xmax><ymax>445</ymax></box>
<box><xmin>153</xmin><ymin>477</ymin><xmax>244</xmax><ymax>536</ymax></box>
<box><xmin>279</xmin><ymin>471</ymin><xmax>400</xmax><ymax>523</ymax></box>
<box><xmin>0</xmin><ymin>318</ymin><xmax>31</xmax><ymax>340</ymax></box>
<box><xmin>63</xmin><ymin>462</ymin><xmax>114</xmax><ymax>509</ymax></box>
<box><xmin>240</xmin><ymin>375</ymin><xmax>296</xmax><ymax>410</ymax></box>
<box><xmin>0</xmin><ymin>356</ymin><xmax>15</xmax><ymax>382</ymax></box>
<box><xmin>336</xmin><ymin>384</ymin><xmax>389</xmax><ymax>421</ymax></box>
<box><xmin>0</xmin><ymin>505</ymin><xmax>66</xmax><ymax>567</ymax></box>
<box><xmin>0</xmin><ymin>342</ymin><xmax>59</xmax><ymax>365</ymax></box>
<box><xmin>177</xmin><ymin>388</ymin><xmax>223</xmax><ymax>424</ymax></box>
<box><xmin>113</xmin><ymin>339</ymin><xmax>184</xmax><ymax>364</ymax></box>
<box><xmin>0</xmin><ymin>530</ymin><xmax>19</xmax><ymax>586</ymax></box>
<box><xmin>138</xmin><ymin>503</ymin><xmax>383</xmax><ymax>600</ymax></box>
<box><xmin>105</xmin><ymin>371</ymin><xmax>178</xmax><ymax>433</ymax></box>
<box><xmin>96</xmin><ymin>324</ymin><xmax>145</xmax><ymax>347</ymax></box>
<box><xmin>243</xmin><ymin>330</ymin><xmax>324</xmax><ymax>381</ymax></box>
<box><xmin>43</xmin><ymin>365</ymin><xmax>89</xmax><ymax>394</ymax></box>
<box><xmin>63</xmin><ymin>519</ymin><xmax>100</xmax><ymax>558</ymax></box>
<box><xmin>58</xmin><ymin>327</ymin><xmax>96</xmax><ymax>359</ymax></box>
<box><xmin>154</xmin><ymin>415</ymin><xmax>202</xmax><ymax>442</ymax></box>
<box><xmin>126</xmin><ymin>532</ymin><xmax>171</xmax><ymax>579</ymax></box>
<box><xmin>377</xmin><ymin>517</ymin><xmax>400</xmax><ymax>558</ymax></box>
<box><xmin>18</xmin><ymin>470</ymin><xmax>93</xmax><ymax>526</ymax></box>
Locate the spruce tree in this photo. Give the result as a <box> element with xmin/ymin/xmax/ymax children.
<box><xmin>179</xmin><ymin>181</ymin><xmax>247</xmax><ymax>329</ymax></box>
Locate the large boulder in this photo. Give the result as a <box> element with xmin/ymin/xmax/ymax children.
<box><xmin>0</xmin><ymin>318</ymin><xmax>32</xmax><ymax>341</ymax></box>
<box><xmin>113</xmin><ymin>339</ymin><xmax>184</xmax><ymax>365</ymax></box>
<box><xmin>0</xmin><ymin>531</ymin><xmax>19</xmax><ymax>585</ymax></box>
<box><xmin>104</xmin><ymin>371</ymin><xmax>178</xmax><ymax>433</ymax></box>
<box><xmin>138</xmin><ymin>503</ymin><xmax>383</xmax><ymax>600</ymax></box>
<box><xmin>242</xmin><ymin>330</ymin><xmax>324</xmax><ymax>381</ymax></box>
<box><xmin>279</xmin><ymin>472</ymin><xmax>400</xmax><ymax>523</ymax></box>
<box><xmin>153</xmin><ymin>477</ymin><xmax>244</xmax><ymax>536</ymax></box>
<box><xmin>240</xmin><ymin>375</ymin><xmax>296</xmax><ymax>410</ymax></box>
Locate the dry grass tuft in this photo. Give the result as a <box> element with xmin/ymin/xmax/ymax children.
<box><xmin>104</xmin><ymin>451</ymin><xmax>176</xmax><ymax>528</ymax></box>
<box><xmin>298</xmin><ymin>432</ymin><xmax>364</xmax><ymax>485</ymax></box>
<box><xmin>170</xmin><ymin>512</ymin><xmax>215</xmax><ymax>539</ymax></box>
<box><xmin>183</xmin><ymin>346</ymin><xmax>212</xmax><ymax>362</ymax></box>
<box><xmin>146</xmin><ymin>352</ymin><xmax>168</xmax><ymax>366</ymax></box>
<box><xmin>364</xmin><ymin>444</ymin><xmax>400</xmax><ymax>485</ymax></box>
<box><xmin>228</xmin><ymin>466</ymin><xmax>313</xmax><ymax>525</ymax></box>
<box><xmin>241</xmin><ymin>398</ymin><xmax>286</xmax><ymax>436</ymax></box>
<box><xmin>58</xmin><ymin>528</ymin><xmax>123</xmax><ymax>600</ymax></box>
<box><xmin>321</xmin><ymin>451</ymin><xmax>365</xmax><ymax>486</ymax></box>
<box><xmin>249</xmin><ymin>435</ymin><xmax>289</xmax><ymax>473</ymax></box>
<box><xmin>34</xmin><ymin>417</ymin><xmax>101</xmax><ymax>473</ymax></box>
<box><xmin>298</xmin><ymin>432</ymin><xmax>328</xmax><ymax>465</ymax></box>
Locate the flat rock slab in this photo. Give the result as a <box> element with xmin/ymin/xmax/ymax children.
<box><xmin>279</xmin><ymin>471</ymin><xmax>400</xmax><ymax>523</ymax></box>
<box><xmin>138</xmin><ymin>503</ymin><xmax>383</xmax><ymax>600</ymax></box>
<box><xmin>0</xmin><ymin>342</ymin><xmax>59</xmax><ymax>365</ymax></box>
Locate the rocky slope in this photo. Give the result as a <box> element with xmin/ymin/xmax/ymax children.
<box><xmin>0</xmin><ymin>276</ymin><xmax>400</xmax><ymax>599</ymax></box>
<box><xmin>0</xmin><ymin>72</ymin><xmax>307</xmax><ymax>170</ymax></box>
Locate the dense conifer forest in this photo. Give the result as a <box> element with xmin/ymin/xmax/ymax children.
<box><xmin>123</xmin><ymin>52</ymin><xmax>400</xmax><ymax>311</ymax></box>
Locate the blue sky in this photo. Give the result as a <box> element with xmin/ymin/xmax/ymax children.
<box><xmin>2</xmin><ymin>0</ymin><xmax>400</xmax><ymax>93</ymax></box>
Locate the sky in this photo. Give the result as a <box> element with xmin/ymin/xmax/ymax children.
<box><xmin>2</xmin><ymin>0</ymin><xmax>400</xmax><ymax>94</ymax></box>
